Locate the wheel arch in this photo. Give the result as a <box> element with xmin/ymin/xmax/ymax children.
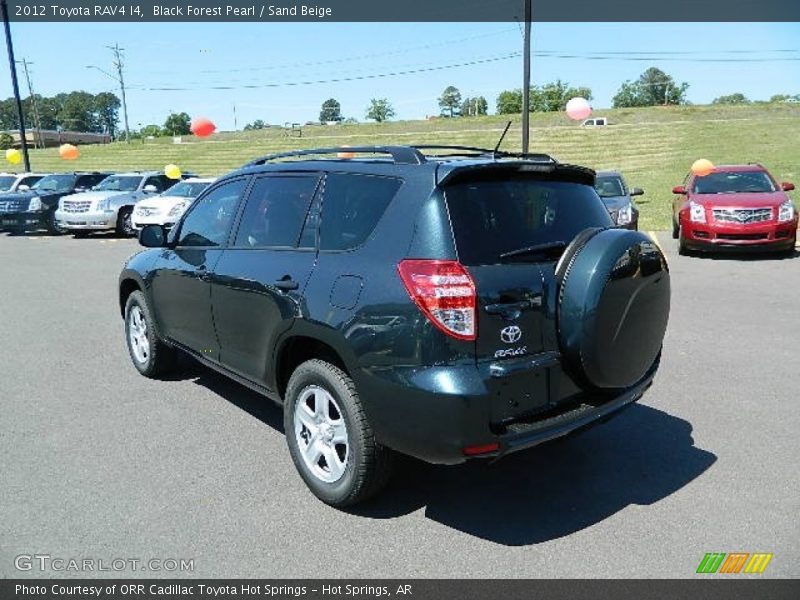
<box><xmin>273</xmin><ymin>332</ymin><xmax>354</xmax><ymax>401</ymax></box>
<box><xmin>118</xmin><ymin>271</ymin><xmax>145</xmax><ymax>318</ymax></box>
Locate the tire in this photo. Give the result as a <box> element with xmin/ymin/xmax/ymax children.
<box><xmin>671</xmin><ymin>218</ymin><xmax>679</xmax><ymax>239</ymax></box>
<box><xmin>284</xmin><ymin>359</ymin><xmax>392</xmax><ymax>507</ymax></box>
<box><xmin>116</xmin><ymin>208</ymin><xmax>135</xmax><ymax>236</ymax></box>
<box><xmin>124</xmin><ymin>290</ymin><xmax>176</xmax><ymax>378</ymax></box>
<box><xmin>677</xmin><ymin>227</ymin><xmax>690</xmax><ymax>256</ymax></box>
<box><xmin>557</xmin><ymin>228</ymin><xmax>670</xmax><ymax>390</ymax></box>
<box><xmin>46</xmin><ymin>210</ymin><xmax>65</xmax><ymax>235</ymax></box>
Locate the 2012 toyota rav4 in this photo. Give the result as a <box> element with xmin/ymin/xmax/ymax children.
<box><xmin>118</xmin><ymin>145</ymin><xmax>671</xmax><ymax>507</ymax></box>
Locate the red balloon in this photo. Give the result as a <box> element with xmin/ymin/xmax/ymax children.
<box><xmin>190</xmin><ymin>117</ymin><xmax>216</xmax><ymax>137</ymax></box>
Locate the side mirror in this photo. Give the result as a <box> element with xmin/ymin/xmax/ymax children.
<box><xmin>143</xmin><ymin>184</ymin><xmax>158</xmax><ymax>193</ymax></box>
<box><xmin>139</xmin><ymin>224</ymin><xmax>167</xmax><ymax>248</ymax></box>
<box><xmin>781</xmin><ymin>182</ymin><xmax>795</xmax><ymax>192</ymax></box>
<box><xmin>17</xmin><ymin>184</ymin><xmax>29</xmax><ymax>192</ymax></box>
<box><xmin>630</xmin><ymin>187</ymin><xmax>644</xmax><ymax>196</ymax></box>
<box><xmin>672</xmin><ymin>186</ymin><xmax>686</xmax><ymax>195</ymax></box>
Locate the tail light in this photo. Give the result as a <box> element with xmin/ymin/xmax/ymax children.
<box><xmin>397</xmin><ymin>259</ymin><xmax>476</xmax><ymax>340</ymax></box>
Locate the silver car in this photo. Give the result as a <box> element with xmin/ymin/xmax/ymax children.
<box><xmin>55</xmin><ymin>172</ymin><xmax>179</xmax><ymax>237</ymax></box>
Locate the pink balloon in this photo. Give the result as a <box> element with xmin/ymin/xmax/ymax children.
<box><xmin>566</xmin><ymin>97</ymin><xmax>592</xmax><ymax>121</ymax></box>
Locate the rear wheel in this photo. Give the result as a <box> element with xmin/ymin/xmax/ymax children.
<box><xmin>116</xmin><ymin>208</ymin><xmax>135</xmax><ymax>236</ymax></box>
<box><xmin>124</xmin><ymin>290</ymin><xmax>176</xmax><ymax>378</ymax></box>
<box><xmin>284</xmin><ymin>359</ymin><xmax>392</xmax><ymax>507</ymax></box>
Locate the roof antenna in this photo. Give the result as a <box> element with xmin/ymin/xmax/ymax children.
<box><xmin>493</xmin><ymin>121</ymin><xmax>512</xmax><ymax>157</ymax></box>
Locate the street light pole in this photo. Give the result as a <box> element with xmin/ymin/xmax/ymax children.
<box><xmin>1</xmin><ymin>0</ymin><xmax>31</xmax><ymax>171</ymax></box>
<box><xmin>521</xmin><ymin>0</ymin><xmax>532</xmax><ymax>155</ymax></box>
<box><xmin>18</xmin><ymin>58</ymin><xmax>43</xmax><ymax>149</ymax></box>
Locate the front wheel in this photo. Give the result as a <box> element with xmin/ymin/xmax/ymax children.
<box><xmin>284</xmin><ymin>359</ymin><xmax>392</xmax><ymax>508</ymax></box>
<box><xmin>671</xmin><ymin>218</ymin><xmax>679</xmax><ymax>239</ymax></box>
<box><xmin>116</xmin><ymin>208</ymin><xmax>135</xmax><ymax>236</ymax></box>
<box><xmin>46</xmin><ymin>211</ymin><xmax>65</xmax><ymax>235</ymax></box>
<box><xmin>677</xmin><ymin>226</ymin><xmax>690</xmax><ymax>256</ymax></box>
<box><xmin>124</xmin><ymin>290</ymin><xmax>176</xmax><ymax>378</ymax></box>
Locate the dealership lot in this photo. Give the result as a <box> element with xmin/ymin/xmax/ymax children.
<box><xmin>0</xmin><ymin>232</ymin><xmax>798</xmax><ymax>578</ymax></box>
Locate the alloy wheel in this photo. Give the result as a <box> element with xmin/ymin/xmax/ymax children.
<box><xmin>293</xmin><ymin>385</ymin><xmax>349</xmax><ymax>483</ymax></box>
<box><xmin>128</xmin><ymin>305</ymin><xmax>150</xmax><ymax>364</ymax></box>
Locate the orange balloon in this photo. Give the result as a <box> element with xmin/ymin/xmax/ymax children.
<box><xmin>691</xmin><ymin>158</ymin><xmax>715</xmax><ymax>177</ymax></box>
<box><xmin>190</xmin><ymin>117</ymin><xmax>216</xmax><ymax>137</ymax></box>
<box><xmin>59</xmin><ymin>144</ymin><xmax>80</xmax><ymax>161</ymax></box>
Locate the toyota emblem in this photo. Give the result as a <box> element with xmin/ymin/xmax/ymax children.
<box><xmin>500</xmin><ymin>325</ymin><xmax>522</xmax><ymax>344</ymax></box>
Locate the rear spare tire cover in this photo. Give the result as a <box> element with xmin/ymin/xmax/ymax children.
<box><xmin>557</xmin><ymin>228</ymin><xmax>670</xmax><ymax>389</ymax></box>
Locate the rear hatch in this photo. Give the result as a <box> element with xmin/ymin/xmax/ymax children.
<box><xmin>442</xmin><ymin>165</ymin><xmax>614</xmax><ymax>365</ymax></box>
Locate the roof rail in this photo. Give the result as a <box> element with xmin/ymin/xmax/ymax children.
<box><xmin>244</xmin><ymin>146</ymin><xmax>426</xmax><ymax>167</ymax></box>
<box><xmin>411</xmin><ymin>145</ymin><xmax>557</xmax><ymax>163</ymax></box>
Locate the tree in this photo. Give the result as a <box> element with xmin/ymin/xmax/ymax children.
<box><xmin>769</xmin><ymin>94</ymin><xmax>800</xmax><ymax>103</ymax></box>
<box><xmin>496</xmin><ymin>90</ymin><xmax>523</xmax><ymax>114</ymax></box>
<box><xmin>0</xmin><ymin>132</ymin><xmax>13</xmax><ymax>150</ymax></box>
<box><xmin>612</xmin><ymin>67</ymin><xmax>689</xmax><ymax>108</ymax></box>
<box><xmin>438</xmin><ymin>86</ymin><xmax>462</xmax><ymax>117</ymax></box>
<box><xmin>461</xmin><ymin>96</ymin><xmax>488</xmax><ymax>116</ymax></box>
<box><xmin>164</xmin><ymin>112</ymin><xmax>191</xmax><ymax>135</ymax></box>
<box><xmin>365</xmin><ymin>98</ymin><xmax>395</xmax><ymax>123</ymax></box>
<box><xmin>712</xmin><ymin>93</ymin><xmax>750</xmax><ymax>105</ymax></box>
<box><xmin>57</xmin><ymin>91</ymin><xmax>99</xmax><ymax>132</ymax></box>
<box><xmin>139</xmin><ymin>124</ymin><xmax>162</xmax><ymax>138</ymax></box>
<box><xmin>93</xmin><ymin>92</ymin><xmax>121</xmax><ymax>137</ymax></box>
<box><xmin>243</xmin><ymin>119</ymin><xmax>266</xmax><ymax>130</ymax></box>
<box><xmin>319</xmin><ymin>98</ymin><xmax>342</xmax><ymax>122</ymax></box>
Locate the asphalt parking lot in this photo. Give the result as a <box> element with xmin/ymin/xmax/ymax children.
<box><xmin>1</xmin><ymin>231</ymin><xmax>798</xmax><ymax>578</ymax></box>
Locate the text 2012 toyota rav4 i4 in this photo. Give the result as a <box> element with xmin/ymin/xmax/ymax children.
<box><xmin>119</xmin><ymin>146</ymin><xmax>670</xmax><ymax>507</ymax></box>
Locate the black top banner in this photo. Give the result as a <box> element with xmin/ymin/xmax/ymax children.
<box><xmin>3</xmin><ymin>0</ymin><xmax>800</xmax><ymax>22</ymax></box>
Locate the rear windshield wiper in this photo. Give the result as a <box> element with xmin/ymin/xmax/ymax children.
<box><xmin>499</xmin><ymin>241</ymin><xmax>567</xmax><ymax>261</ymax></box>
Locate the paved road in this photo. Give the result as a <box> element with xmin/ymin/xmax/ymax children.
<box><xmin>1</xmin><ymin>232</ymin><xmax>798</xmax><ymax>578</ymax></box>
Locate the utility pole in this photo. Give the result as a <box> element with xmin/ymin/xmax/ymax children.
<box><xmin>17</xmin><ymin>58</ymin><xmax>43</xmax><ymax>149</ymax></box>
<box><xmin>108</xmin><ymin>43</ymin><xmax>131</xmax><ymax>143</ymax></box>
<box><xmin>521</xmin><ymin>0</ymin><xmax>532</xmax><ymax>155</ymax></box>
<box><xmin>1</xmin><ymin>0</ymin><xmax>31</xmax><ymax>171</ymax></box>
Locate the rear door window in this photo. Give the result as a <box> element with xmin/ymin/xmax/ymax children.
<box><xmin>319</xmin><ymin>173</ymin><xmax>402</xmax><ymax>251</ymax></box>
<box><xmin>445</xmin><ymin>175</ymin><xmax>613</xmax><ymax>265</ymax></box>
<box><xmin>234</xmin><ymin>175</ymin><xmax>319</xmax><ymax>248</ymax></box>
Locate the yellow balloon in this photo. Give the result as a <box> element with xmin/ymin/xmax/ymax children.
<box><xmin>164</xmin><ymin>164</ymin><xmax>182</xmax><ymax>179</ymax></box>
<box><xmin>5</xmin><ymin>148</ymin><xmax>21</xmax><ymax>165</ymax></box>
<box><xmin>691</xmin><ymin>158</ymin><xmax>715</xmax><ymax>177</ymax></box>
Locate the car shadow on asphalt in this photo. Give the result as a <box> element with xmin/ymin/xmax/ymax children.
<box><xmin>174</xmin><ymin>355</ymin><xmax>716</xmax><ymax>546</ymax></box>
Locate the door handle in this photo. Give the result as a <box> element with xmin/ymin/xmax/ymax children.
<box><xmin>274</xmin><ymin>276</ymin><xmax>299</xmax><ymax>291</ymax></box>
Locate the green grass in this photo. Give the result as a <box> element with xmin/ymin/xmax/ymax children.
<box><xmin>20</xmin><ymin>103</ymin><xmax>800</xmax><ymax>230</ymax></box>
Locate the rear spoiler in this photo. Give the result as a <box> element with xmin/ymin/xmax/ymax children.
<box><xmin>437</xmin><ymin>161</ymin><xmax>595</xmax><ymax>187</ymax></box>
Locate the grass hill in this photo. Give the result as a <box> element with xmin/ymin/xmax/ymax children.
<box><xmin>20</xmin><ymin>103</ymin><xmax>800</xmax><ymax>230</ymax></box>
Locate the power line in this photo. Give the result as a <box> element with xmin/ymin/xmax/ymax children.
<box><xmin>134</xmin><ymin>52</ymin><xmax>522</xmax><ymax>92</ymax></box>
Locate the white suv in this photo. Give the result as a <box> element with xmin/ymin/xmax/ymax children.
<box><xmin>132</xmin><ymin>178</ymin><xmax>215</xmax><ymax>231</ymax></box>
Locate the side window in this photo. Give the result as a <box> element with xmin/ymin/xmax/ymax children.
<box><xmin>234</xmin><ymin>176</ymin><xmax>318</xmax><ymax>248</ymax></box>
<box><xmin>76</xmin><ymin>175</ymin><xmax>95</xmax><ymax>189</ymax></box>
<box><xmin>177</xmin><ymin>179</ymin><xmax>247</xmax><ymax>247</ymax></box>
<box><xmin>319</xmin><ymin>173</ymin><xmax>402</xmax><ymax>251</ymax></box>
<box><xmin>21</xmin><ymin>176</ymin><xmax>42</xmax><ymax>187</ymax></box>
<box><xmin>145</xmin><ymin>176</ymin><xmax>166</xmax><ymax>191</ymax></box>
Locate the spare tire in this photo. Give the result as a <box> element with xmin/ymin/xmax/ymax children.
<box><xmin>557</xmin><ymin>228</ymin><xmax>670</xmax><ymax>390</ymax></box>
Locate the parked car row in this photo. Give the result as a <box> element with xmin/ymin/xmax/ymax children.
<box><xmin>0</xmin><ymin>171</ymin><xmax>214</xmax><ymax>236</ymax></box>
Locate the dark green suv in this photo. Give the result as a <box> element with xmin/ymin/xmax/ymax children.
<box><xmin>119</xmin><ymin>146</ymin><xmax>671</xmax><ymax>507</ymax></box>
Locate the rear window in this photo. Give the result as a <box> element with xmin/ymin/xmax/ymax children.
<box><xmin>445</xmin><ymin>175</ymin><xmax>613</xmax><ymax>265</ymax></box>
<box><xmin>320</xmin><ymin>173</ymin><xmax>402</xmax><ymax>251</ymax></box>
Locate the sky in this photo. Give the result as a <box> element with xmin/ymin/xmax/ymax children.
<box><xmin>3</xmin><ymin>22</ymin><xmax>799</xmax><ymax>130</ymax></box>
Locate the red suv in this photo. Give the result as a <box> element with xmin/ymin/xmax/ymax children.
<box><xmin>671</xmin><ymin>164</ymin><xmax>797</xmax><ymax>255</ymax></box>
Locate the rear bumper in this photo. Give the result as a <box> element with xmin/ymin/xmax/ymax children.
<box><xmin>55</xmin><ymin>209</ymin><xmax>115</xmax><ymax>230</ymax></box>
<box><xmin>357</xmin><ymin>352</ymin><xmax>657</xmax><ymax>465</ymax></box>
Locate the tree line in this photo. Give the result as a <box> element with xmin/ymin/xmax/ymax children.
<box><xmin>0</xmin><ymin>91</ymin><xmax>121</xmax><ymax>137</ymax></box>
